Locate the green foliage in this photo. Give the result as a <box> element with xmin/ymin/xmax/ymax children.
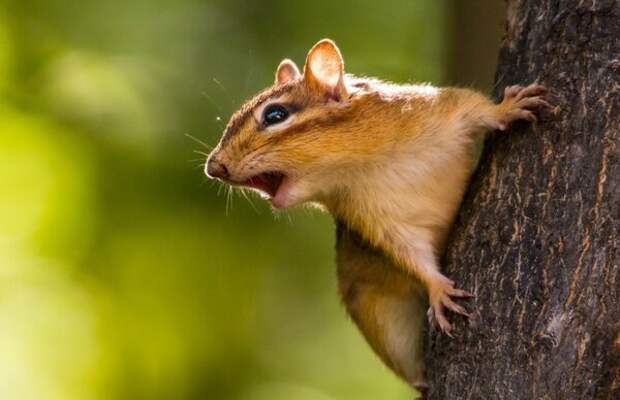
<box><xmin>0</xmin><ymin>1</ymin><xmax>445</xmax><ymax>399</ymax></box>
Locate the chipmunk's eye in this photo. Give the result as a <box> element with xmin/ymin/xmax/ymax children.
<box><xmin>263</xmin><ymin>104</ymin><xmax>289</xmax><ymax>126</ymax></box>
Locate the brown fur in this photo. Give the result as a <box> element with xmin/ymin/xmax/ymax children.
<box><xmin>206</xmin><ymin>39</ymin><xmax>550</xmax><ymax>390</ymax></box>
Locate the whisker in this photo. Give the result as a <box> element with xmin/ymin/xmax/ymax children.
<box><xmin>201</xmin><ymin>90</ymin><xmax>224</xmax><ymax>114</ymax></box>
<box><xmin>201</xmin><ymin>91</ymin><xmax>228</xmax><ymax>129</ymax></box>
<box><xmin>185</xmin><ymin>133</ymin><xmax>213</xmax><ymax>150</ymax></box>
<box><xmin>213</xmin><ymin>77</ymin><xmax>235</xmax><ymax>107</ymax></box>
<box><xmin>238</xmin><ymin>187</ymin><xmax>260</xmax><ymax>214</ymax></box>
<box><xmin>206</xmin><ymin>179</ymin><xmax>220</xmax><ymax>191</ymax></box>
<box><xmin>225</xmin><ymin>185</ymin><xmax>233</xmax><ymax>216</ymax></box>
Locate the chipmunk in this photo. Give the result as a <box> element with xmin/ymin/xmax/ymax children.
<box><xmin>205</xmin><ymin>39</ymin><xmax>549</xmax><ymax>394</ymax></box>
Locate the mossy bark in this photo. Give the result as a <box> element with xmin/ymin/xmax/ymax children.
<box><xmin>426</xmin><ymin>1</ymin><xmax>620</xmax><ymax>399</ymax></box>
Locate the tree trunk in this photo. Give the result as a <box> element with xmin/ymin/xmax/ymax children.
<box><xmin>426</xmin><ymin>1</ymin><xmax>620</xmax><ymax>399</ymax></box>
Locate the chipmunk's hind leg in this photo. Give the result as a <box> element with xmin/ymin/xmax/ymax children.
<box><xmin>336</xmin><ymin>223</ymin><xmax>428</xmax><ymax>390</ymax></box>
<box><xmin>340</xmin><ymin>272</ymin><xmax>428</xmax><ymax>388</ymax></box>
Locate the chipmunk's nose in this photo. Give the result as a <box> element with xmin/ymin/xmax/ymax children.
<box><xmin>205</xmin><ymin>157</ymin><xmax>229</xmax><ymax>180</ymax></box>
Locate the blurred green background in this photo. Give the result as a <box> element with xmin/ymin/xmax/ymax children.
<box><xmin>0</xmin><ymin>1</ymin><xmax>503</xmax><ymax>399</ymax></box>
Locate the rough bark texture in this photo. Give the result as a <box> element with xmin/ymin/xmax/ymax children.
<box><xmin>426</xmin><ymin>1</ymin><xmax>620</xmax><ymax>399</ymax></box>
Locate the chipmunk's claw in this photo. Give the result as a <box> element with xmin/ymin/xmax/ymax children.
<box><xmin>497</xmin><ymin>83</ymin><xmax>553</xmax><ymax>130</ymax></box>
<box><xmin>426</xmin><ymin>278</ymin><xmax>472</xmax><ymax>336</ymax></box>
<box><xmin>427</xmin><ymin>306</ymin><xmax>453</xmax><ymax>336</ymax></box>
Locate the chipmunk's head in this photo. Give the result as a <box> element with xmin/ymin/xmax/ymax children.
<box><xmin>206</xmin><ymin>39</ymin><xmax>365</xmax><ymax>209</ymax></box>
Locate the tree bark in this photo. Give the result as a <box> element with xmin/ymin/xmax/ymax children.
<box><xmin>426</xmin><ymin>1</ymin><xmax>620</xmax><ymax>399</ymax></box>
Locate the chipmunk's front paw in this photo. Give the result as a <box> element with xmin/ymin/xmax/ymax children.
<box><xmin>495</xmin><ymin>83</ymin><xmax>553</xmax><ymax>131</ymax></box>
<box><xmin>426</xmin><ymin>277</ymin><xmax>472</xmax><ymax>336</ymax></box>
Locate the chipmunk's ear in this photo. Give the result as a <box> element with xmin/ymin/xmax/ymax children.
<box><xmin>303</xmin><ymin>39</ymin><xmax>348</xmax><ymax>101</ymax></box>
<box><xmin>275</xmin><ymin>59</ymin><xmax>301</xmax><ymax>85</ymax></box>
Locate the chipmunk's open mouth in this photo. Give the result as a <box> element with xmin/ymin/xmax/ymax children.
<box><xmin>243</xmin><ymin>171</ymin><xmax>286</xmax><ymax>198</ymax></box>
